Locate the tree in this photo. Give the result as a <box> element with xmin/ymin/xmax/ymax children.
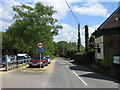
<box><xmin>55</xmin><ymin>41</ymin><xmax>68</xmax><ymax>57</ymax></box>
<box><xmin>3</xmin><ymin>2</ymin><xmax>62</xmax><ymax>56</ymax></box>
<box><xmin>77</xmin><ymin>23</ymin><xmax>81</xmax><ymax>52</ymax></box>
<box><xmin>89</xmin><ymin>35</ymin><xmax>95</xmax><ymax>52</ymax></box>
<box><xmin>0</xmin><ymin>32</ymin><xmax>2</xmax><ymax>56</ymax></box>
<box><xmin>85</xmin><ymin>25</ymin><xmax>89</xmax><ymax>53</ymax></box>
<box><xmin>54</xmin><ymin>41</ymin><xmax>84</xmax><ymax>57</ymax></box>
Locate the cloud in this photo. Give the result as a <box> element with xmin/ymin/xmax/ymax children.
<box><xmin>0</xmin><ymin>0</ymin><xmax>70</xmax><ymax>31</ymax></box>
<box><xmin>53</xmin><ymin>23</ymin><xmax>99</xmax><ymax>46</ymax></box>
<box><xmin>42</xmin><ymin>1</ymin><xmax>69</xmax><ymax>20</ymax></box>
<box><xmin>54</xmin><ymin>23</ymin><xmax>99</xmax><ymax>46</ymax></box>
<box><xmin>1</xmin><ymin>0</ymin><xmax>119</xmax><ymax>2</ymax></box>
<box><xmin>72</xmin><ymin>2</ymin><xmax>110</xmax><ymax>17</ymax></box>
<box><xmin>0</xmin><ymin>0</ymin><xmax>20</xmax><ymax>31</ymax></box>
<box><xmin>0</xmin><ymin>0</ymin><xmax>110</xmax><ymax>31</ymax></box>
<box><xmin>88</xmin><ymin>24</ymin><xmax>99</xmax><ymax>36</ymax></box>
<box><xmin>54</xmin><ymin>23</ymin><xmax>77</xmax><ymax>42</ymax></box>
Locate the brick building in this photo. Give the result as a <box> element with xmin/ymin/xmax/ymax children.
<box><xmin>92</xmin><ymin>6</ymin><xmax>120</xmax><ymax>60</ymax></box>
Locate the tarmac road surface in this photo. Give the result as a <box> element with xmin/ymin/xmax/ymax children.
<box><xmin>2</xmin><ymin>58</ymin><xmax>119</xmax><ymax>88</ymax></box>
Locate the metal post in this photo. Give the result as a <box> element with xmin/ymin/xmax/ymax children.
<box><xmin>14</xmin><ymin>56</ymin><xmax>17</xmax><ymax>69</ymax></box>
<box><xmin>5</xmin><ymin>55</ymin><xmax>8</xmax><ymax>71</ymax></box>
<box><xmin>40</xmin><ymin>52</ymin><xmax>41</xmax><ymax>68</ymax></box>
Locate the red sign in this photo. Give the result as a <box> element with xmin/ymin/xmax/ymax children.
<box><xmin>37</xmin><ymin>42</ymin><xmax>44</xmax><ymax>48</ymax></box>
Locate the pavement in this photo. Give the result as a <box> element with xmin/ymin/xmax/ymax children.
<box><xmin>1</xmin><ymin>58</ymin><xmax>119</xmax><ymax>88</ymax></box>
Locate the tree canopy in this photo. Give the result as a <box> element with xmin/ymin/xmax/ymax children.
<box><xmin>54</xmin><ymin>41</ymin><xmax>84</xmax><ymax>57</ymax></box>
<box><xmin>3</xmin><ymin>2</ymin><xmax>62</xmax><ymax>56</ymax></box>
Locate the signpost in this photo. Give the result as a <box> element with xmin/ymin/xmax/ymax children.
<box><xmin>37</xmin><ymin>42</ymin><xmax>44</xmax><ymax>49</ymax></box>
<box><xmin>37</xmin><ymin>42</ymin><xmax>44</xmax><ymax>68</ymax></box>
<box><xmin>36</xmin><ymin>49</ymin><xmax>44</xmax><ymax>52</ymax></box>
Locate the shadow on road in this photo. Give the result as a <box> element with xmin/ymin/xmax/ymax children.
<box><xmin>69</xmin><ymin>65</ymin><xmax>90</xmax><ymax>72</ymax></box>
<box><xmin>69</xmin><ymin>65</ymin><xmax>117</xmax><ymax>83</ymax></box>
<box><xmin>79</xmin><ymin>72</ymin><xmax>117</xmax><ymax>82</ymax></box>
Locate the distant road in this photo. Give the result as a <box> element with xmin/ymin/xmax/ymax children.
<box><xmin>2</xmin><ymin>58</ymin><xmax>119</xmax><ymax>88</ymax></box>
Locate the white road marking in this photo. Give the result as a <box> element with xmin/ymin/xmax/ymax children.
<box><xmin>73</xmin><ymin>71</ymin><xmax>88</xmax><ymax>86</ymax></box>
<box><xmin>67</xmin><ymin>65</ymin><xmax>69</xmax><ymax>68</ymax></box>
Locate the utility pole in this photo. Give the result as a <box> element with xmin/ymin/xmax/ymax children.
<box><xmin>78</xmin><ymin>23</ymin><xmax>81</xmax><ymax>52</ymax></box>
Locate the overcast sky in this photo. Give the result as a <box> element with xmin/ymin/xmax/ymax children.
<box><xmin>0</xmin><ymin>0</ymin><xmax>119</xmax><ymax>46</ymax></box>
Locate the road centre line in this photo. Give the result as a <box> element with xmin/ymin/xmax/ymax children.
<box><xmin>72</xmin><ymin>71</ymin><xmax>88</xmax><ymax>86</ymax></box>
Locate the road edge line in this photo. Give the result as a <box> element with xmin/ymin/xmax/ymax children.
<box><xmin>73</xmin><ymin>71</ymin><xmax>88</xmax><ymax>86</ymax></box>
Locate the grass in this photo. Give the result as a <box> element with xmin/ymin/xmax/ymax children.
<box><xmin>15</xmin><ymin>64</ymin><xmax>48</xmax><ymax>73</ymax></box>
<box><xmin>17</xmin><ymin>67</ymin><xmax>48</xmax><ymax>73</ymax></box>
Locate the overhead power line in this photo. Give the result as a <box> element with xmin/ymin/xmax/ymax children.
<box><xmin>70</xmin><ymin>28</ymin><xmax>77</xmax><ymax>42</ymax></box>
<box><xmin>65</xmin><ymin>0</ymin><xmax>81</xmax><ymax>52</ymax></box>
<box><xmin>64</xmin><ymin>0</ymin><xmax>79</xmax><ymax>24</ymax></box>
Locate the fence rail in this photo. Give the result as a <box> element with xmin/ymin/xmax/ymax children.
<box><xmin>0</xmin><ymin>58</ymin><xmax>31</xmax><ymax>71</ymax></box>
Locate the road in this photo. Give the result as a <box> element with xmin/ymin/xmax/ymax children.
<box><xmin>2</xmin><ymin>58</ymin><xmax>119</xmax><ymax>88</ymax></box>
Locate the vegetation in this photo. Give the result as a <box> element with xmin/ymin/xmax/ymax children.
<box><xmin>100</xmin><ymin>55</ymin><xmax>113</xmax><ymax>68</ymax></box>
<box><xmin>55</xmin><ymin>41</ymin><xmax>76</xmax><ymax>57</ymax></box>
<box><xmin>54</xmin><ymin>41</ymin><xmax>84</xmax><ymax>57</ymax></box>
<box><xmin>85</xmin><ymin>25</ymin><xmax>89</xmax><ymax>53</ymax></box>
<box><xmin>89</xmin><ymin>35</ymin><xmax>95</xmax><ymax>52</ymax></box>
<box><xmin>2</xmin><ymin>2</ymin><xmax>62</xmax><ymax>57</ymax></box>
<box><xmin>0</xmin><ymin>32</ymin><xmax>2</xmax><ymax>55</ymax></box>
<box><xmin>77</xmin><ymin>23</ymin><xmax>81</xmax><ymax>52</ymax></box>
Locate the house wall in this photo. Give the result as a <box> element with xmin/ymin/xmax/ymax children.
<box><xmin>95</xmin><ymin>36</ymin><xmax>104</xmax><ymax>59</ymax></box>
<box><xmin>104</xmin><ymin>34</ymin><xmax>120</xmax><ymax>58</ymax></box>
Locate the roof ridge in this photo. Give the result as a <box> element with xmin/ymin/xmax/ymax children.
<box><xmin>97</xmin><ymin>6</ymin><xmax>120</xmax><ymax>30</ymax></box>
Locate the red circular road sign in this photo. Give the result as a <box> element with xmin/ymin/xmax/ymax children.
<box><xmin>37</xmin><ymin>42</ymin><xmax>44</xmax><ymax>48</ymax></box>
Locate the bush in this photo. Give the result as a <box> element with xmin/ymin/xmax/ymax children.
<box><xmin>74</xmin><ymin>53</ymin><xmax>89</xmax><ymax>65</ymax></box>
<box><xmin>50</xmin><ymin>55</ymin><xmax>56</xmax><ymax>60</ymax></box>
<box><xmin>64</xmin><ymin>50</ymin><xmax>77</xmax><ymax>59</ymax></box>
<box><xmin>73</xmin><ymin>51</ymin><xmax>95</xmax><ymax>65</ymax></box>
<box><xmin>100</xmin><ymin>55</ymin><xmax>113</xmax><ymax>68</ymax></box>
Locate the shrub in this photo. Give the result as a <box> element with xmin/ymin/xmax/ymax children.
<box><xmin>73</xmin><ymin>51</ymin><xmax>95</xmax><ymax>65</ymax></box>
<box><xmin>64</xmin><ymin>50</ymin><xmax>77</xmax><ymax>59</ymax></box>
<box><xmin>73</xmin><ymin>53</ymin><xmax>89</xmax><ymax>65</ymax></box>
<box><xmin>100</xmin><ymin>55</ymin><xmax>113</xmax><ymax>68</ymax></box>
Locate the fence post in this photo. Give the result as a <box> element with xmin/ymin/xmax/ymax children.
<box><xmin>5</xmin><ymin>55</ymin><xmax>8</xmax><ymax>71</ymax></box>
<box><xmin>14</xmin><ymin>56</ymin><xmax>17</xmax><ymax>68</ymax></box>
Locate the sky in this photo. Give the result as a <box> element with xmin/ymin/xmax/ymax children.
<box><xmin>0</xmin><ymin>0</ymin><xmax>119</xmax><ymax>46</ymax></box>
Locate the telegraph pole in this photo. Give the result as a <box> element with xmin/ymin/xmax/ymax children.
<box><xmin>78</xmin><ymin>23</ymin><xmax>81</xmax><ymax>52</ymax></box>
